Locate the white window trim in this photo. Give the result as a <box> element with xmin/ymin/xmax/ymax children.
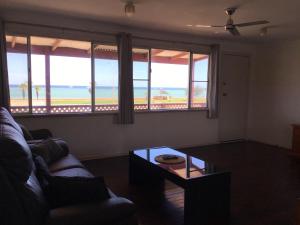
<box><xmin>133</xmin><ymin>46</ymin><xmax>210</xmax><ymax>112</ymax></box>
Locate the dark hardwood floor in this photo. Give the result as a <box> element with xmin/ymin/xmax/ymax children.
<box><xmin>83</xmin><ymin>141</ymin><xmax>300</xmax><ymax>225</ymax></box>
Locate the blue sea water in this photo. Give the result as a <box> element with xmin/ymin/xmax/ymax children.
<box><xmin>10</xmin><ymin>85</ymin><xmax>192</xmax><ymax>99</ymax></box>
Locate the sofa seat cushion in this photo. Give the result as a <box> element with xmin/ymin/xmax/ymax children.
<box><xmin>34</xmin><ymin>156</ymin><xmax>110</xmax><ymax>210</ymax></box>
<box><xmin>48</xmin><ymin>154</ymin><xmax>84</xmax><ymax>173</ymax></box>
<box><xmin>45</xmin><ymin>176</ymin><xmax>110</xmax><ymax>209</ymax></box>
<box><xmin>45</xmin><ymin>197</ymin><xmax>137</xmax><ymax>225</ymax></box>
<box><xmin>51</xmin><ymin>167</ymin><xmax>94</xmax><ymax>178</ymax></box>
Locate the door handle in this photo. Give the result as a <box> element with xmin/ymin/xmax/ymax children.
<box><xmin>222</xmin><ymin>93</ymin><xmax>228</xmax><ymax>97</ymax></box>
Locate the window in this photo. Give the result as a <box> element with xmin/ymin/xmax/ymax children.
<box><xmin>31</xmin><ymin>54</ymin><xmax>46</xmax><ymax>109</ymax></box>
<box><xmin>93</xmin><ymin>44</ymin><xmax>119</xmax><ymax>111</ymax></box>
<box><xmin>6</xmin><ymin>35</ymin><xmax>30</xmax><ymax>113</ymax></box>
<box><xmin>6</xmin><ymin>33</ymin><xmax>209</xmax><ymax>114</ymax></box>
<box><xmin>6</xmin><ymin>35</ymin><xmax>119</xmax><ymax>114</ymax></box>
<box><xmin>133</xmin><ymin>47</ymin><xmax>209</xmax><ymax>111</ymax></box>
<box><xmin>151</xmin><ymin>49</ymin><xmax>189</xmax><ymax>110</ymax></box>
<box><xmin>31</xmin><ymin>36</ymin><xmax>92</xmax><ymax>113</ymax></box>
<box><xmin>133</xmin><ymin>48</ymin><xmax>149</xmax><ymax>110</ymax></box>
<box><xmin>191</xmin><ymin>54</ymin><xmax>209</xmax><ymax>108</ymax></box>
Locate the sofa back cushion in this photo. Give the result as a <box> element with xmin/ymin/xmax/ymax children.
<box><xmin>0</xmin><ymin>124</ymin><xmax>33</xmax><ymax>181</ymax></box>
<box><xmin>0</xmin><ymin>107</ymin><xmax>23</xmax><ymax>135</ymax></box>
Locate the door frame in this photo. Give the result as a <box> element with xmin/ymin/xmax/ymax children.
<box><xmin>218</xmin><ymin>51</ymin><xmax>252</xmax><ymax>143</ymax></box>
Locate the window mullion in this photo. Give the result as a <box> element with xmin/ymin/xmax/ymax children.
<box><xmin>147</xmin><ymin>48</ymin><xmax>151</xmax><ymax>110</ymax></box>
<box><xmin>27</xmin><ymin>36</ymin><xmax>33</xmax><ymax>114</ymax></box>
<box><xmin>188</xmin><ymin>52</ymin><xmax>193</xmax><ymax>109</ymax></box>
<box><xmin>45</xmin><ymin>51</ymin><xmax>51</xmax><ymax>113</ymax></box>
<box><xmin>91</xmin><ymin>42</ymin><xmax>95</xmax><ymax>112</ymax></box>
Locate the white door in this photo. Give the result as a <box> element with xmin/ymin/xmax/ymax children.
<box><xmin>219</xmin><ymin>54</ymin><xmax>250</xmax><ymax>142</ymax></box>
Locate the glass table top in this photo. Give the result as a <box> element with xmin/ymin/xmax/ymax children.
<box><xmin>133</xmin><ymin>147</ymin><xmax>217</xmax><ymax>180</ymax></box>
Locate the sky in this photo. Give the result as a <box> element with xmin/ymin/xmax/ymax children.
<box><xmin>7</xmin><ymin>53</ymin><xmax>208</xmax><ymax>88</ymax></box>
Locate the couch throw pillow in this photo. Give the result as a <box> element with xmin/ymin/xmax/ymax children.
<box><xmin>30</xmin><ymin>139</ymin><xmax>68</xmax><ymax>165</ymax></box>
<box><xmin>33</xmin><ymin>155</ymin><xmax>110</xmax><ymax>209</ymax></box>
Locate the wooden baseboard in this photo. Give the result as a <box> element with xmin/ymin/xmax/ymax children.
<box><xmin>78</xmin><ymin>152</ymin><xmax>129</xmax><ymax>161</ymax></box>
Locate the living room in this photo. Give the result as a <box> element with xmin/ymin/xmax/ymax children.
<box><xmin>0</xmin><ymin>0</ymin><xmax>300</xmax><ymax>225</ymax></box>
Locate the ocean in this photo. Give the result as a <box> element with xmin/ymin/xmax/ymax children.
<box><xmin>9</xmin><ymin>85</ymin><xmax>194</xmax><ymax>99</ymax></box>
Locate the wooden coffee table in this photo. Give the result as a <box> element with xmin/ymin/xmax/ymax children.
<box><xmin>129</xmin><ymin>147</ymin><xmax>231</xmax><ymax>225</ymax></box>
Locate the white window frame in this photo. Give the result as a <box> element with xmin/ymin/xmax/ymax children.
<box><xmin>6</xmin><ymin>34</ymin><xmax>119</xmax><ymax>115</ymax></box>
<box><xmin>133</xmin><ymin>46</ymin><xmax>210</xmax><ymax>112</ymax></box>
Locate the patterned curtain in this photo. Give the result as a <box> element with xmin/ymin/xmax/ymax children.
<box><xmin>117</xmin><ymin>32</ymin><xmax>134</xmax><ymax>124</ymax></box>
<box><xmin>207</xmin><ymin>44</ymin><xmax>220</xmax><ymax>118</ymax></box>
<box><xmin>0</xmin><ymin>19</ymin><xmax>10</xmax><ymax>110</ymax></box>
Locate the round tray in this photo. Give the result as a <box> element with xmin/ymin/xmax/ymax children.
<box><xmin>155</xmin><ymin>154</ymin><xmax>185</xmax><ymax>165</ymax></box>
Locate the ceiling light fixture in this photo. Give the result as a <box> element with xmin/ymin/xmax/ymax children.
<box><xmin>125</xmin><ymin>1</ymin><xmax>135</xmax><ymax>17</ymax></box>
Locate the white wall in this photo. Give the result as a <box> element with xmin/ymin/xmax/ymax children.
<box><xmin>16</xmin><ymin>112</ymin><xmax>218</xmax><ymax>160</ymax></box>
<box><xmin>248</xmin><ymin>40</ymin><xmax>300</xmax><ymax>149</ymax></box>
<box><xmin>3</xmin><ymin>10</ymin><xmax>258</xmax><ymax>160</ymax></box>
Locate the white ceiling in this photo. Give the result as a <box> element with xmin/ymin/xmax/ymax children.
<box><xmin>1</xmin><ymin>0</ymin><xmax>300</xmax><ymax>41</ymax></box>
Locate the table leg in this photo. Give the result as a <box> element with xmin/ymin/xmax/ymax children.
<box><xmin>184</xmin><ymin>172</ymin><xmax>231</xmax><ymax>225</ymax></box>
<box><xmin>129</xmin><ymin>153</ymin><xmax>165</xmax><ymax>191</ymax></box>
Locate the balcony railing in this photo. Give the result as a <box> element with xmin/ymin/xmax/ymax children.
<box><xmin>11</xmin><ymin>103</ymin><xmax>206</xmax><ymax>114</ymax></box>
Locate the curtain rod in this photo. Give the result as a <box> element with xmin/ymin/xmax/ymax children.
<box><xmin>5</xmin><ymin>20</ymin><xmax>212</xmax><ymax>48</ymax></box>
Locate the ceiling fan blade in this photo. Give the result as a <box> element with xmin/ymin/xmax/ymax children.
<box><xmin>210</xmin><ymin>25</ymin><xmax>224</xmax><ymax>28</ymax></box>
<box><xmin>228</xmin><ymin>27</ymin><xmax>240</xmax><ymax>36</ymax></box>
<box><xmin>195</xmin><ymin>25</ymin><xmax>223</xmax><ymax>28</ymax></box>
<box><xmin>235</xmin><ymin>20</ymin><xmax>269</xmax><ymax>27</ymax></box>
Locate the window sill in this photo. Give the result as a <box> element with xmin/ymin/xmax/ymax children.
<box><xmin>135</xmin><ymin>108</ymin><xmax>208</xmax><ymax>114</ymax></box>
<box><xmin>13</xmin><ymin>111</ymin><xmax>118</xmax><ymax>118</ymax></box>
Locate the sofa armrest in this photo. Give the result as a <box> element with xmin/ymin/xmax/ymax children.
<box><xmin>30</xmin><ymin>129</ymin><xmax>53</xmax><ymax>140</ymax></box>
<box><xmin>45</xmin><ymin>197</ymin><xmax>137</xmax><ymax>225</ymax></box>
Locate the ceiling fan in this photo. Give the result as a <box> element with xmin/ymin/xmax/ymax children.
<box><xmin>197</xmin><ymin>7</ymin><xmax>270</xmax><ymax>36</ymax></box>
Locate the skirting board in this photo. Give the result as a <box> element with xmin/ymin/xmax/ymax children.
<box><xmin>77</xmin><ymin>141</ymin><xmax>219</xmax><ymax>161</ymax></box>
<box><xmin>78</xmin><ymin>151</ymin><xmax>129</xmax><ymax>161</ymax></box>
<box><xmin>78</xmin><ymin>140</ymin><xmax>293</xmax><ymax>162</ymax></box>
